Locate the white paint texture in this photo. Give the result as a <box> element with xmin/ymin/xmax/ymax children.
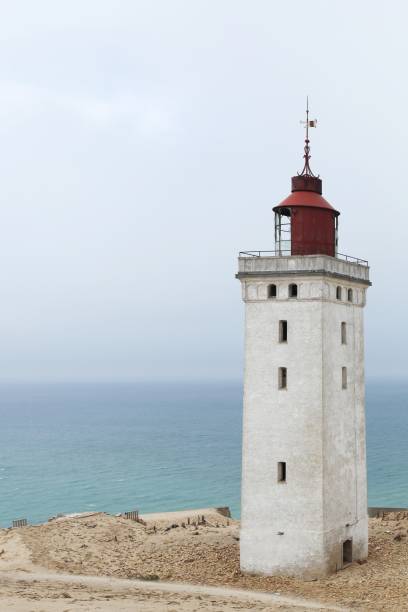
<box><xmin>238</xmin><ymin>255</ymin><xmax>370</xmax><ymax>578</ymax></box>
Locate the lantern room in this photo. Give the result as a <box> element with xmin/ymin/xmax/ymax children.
<box><xmin>274</xmin><ymin>104</ymin><xmax>339</xmax><ymax>258</ymax></box>
<box><xmin>274</xmin><ymin>174</ymin><xmax>339</xmax><ymax>257</ymax></box>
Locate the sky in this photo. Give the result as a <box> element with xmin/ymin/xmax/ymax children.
<box><xmin>0</xmin><ymin>0</ymin><xmax>405</xmax><ymax>382</ymax></box>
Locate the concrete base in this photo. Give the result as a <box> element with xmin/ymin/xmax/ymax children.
<box><xmin>240</xmin><ymin>517</ymin><xmax>368</xmax><ymax>579</ymax></box>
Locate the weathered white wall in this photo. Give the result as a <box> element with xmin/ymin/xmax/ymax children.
<box><xmin>238</xmin><ymin>253</ymin><xmax>370</xmax><ymax>284</ymax></box>
<box><xmin>239</xmin><ymin>257</ymin><xmax>369</xmax><ymax>578</ymax></box>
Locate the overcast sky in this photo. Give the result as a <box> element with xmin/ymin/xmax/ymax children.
<box><xmin>0</xmin><ymin>0</ymin><xmax>405</xmax><ymax>382</ymax></box>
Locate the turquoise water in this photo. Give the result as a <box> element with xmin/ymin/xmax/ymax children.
<box><xmin>0</xmin><ymin>380</ymin><xmax>407</xmax><ymax>527</ymax></box>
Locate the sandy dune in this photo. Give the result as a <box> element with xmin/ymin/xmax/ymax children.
<box><xmin>1</xmin><ymin>507</ymin><xmax>408</xmax><ymax>610</ymax></box>
<box><xmin>0</xmin><ymin>570</ymin><xmax>340</xmax><ymax>611</ymax></box>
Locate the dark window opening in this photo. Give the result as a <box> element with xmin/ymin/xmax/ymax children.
<box><xmin>277</xmin><ymin>462</ymin><xmax>286</xmax><ymax>483</ymax></box>
<box><xmin>336</xmin><ymin>286</ymin><xmax>342</xmax><ymax>300</ymax></box>
<box><xmin>288</xmin><ymin>283</ymin><xmax>298</xmax><ymax>298</ymax></box>
<box><xmin>278</xmin><ymin>367</ymin><xmax>287</xmax><ymax>389</ymax></box>
<box><xmin>342</xmin><ymin>539</ymin><xmax>352</xmax><ymax>566</ymax></box>
<box><xmin>267</xmin><ymin>284</ymin><xmax>277</xmax><ymax>299</ymax></box>
<box><xmin>348</xmin><ymin>288</ymin><xmax>353</xmax><ymax>303</ymax></box>
<box><xmin>342</xmin><ymin>367</ymin><xmax>347</xmax><ymax>389</ymax></box>
<box><xmin>341</xmin><ymin>322</ymin><xmax>347</xmax><ymax>345</ymax></box>
<box><xmin>279</xmin><ymin>320</ymin><xmax>288</xmax><ymax>343</ymax></box>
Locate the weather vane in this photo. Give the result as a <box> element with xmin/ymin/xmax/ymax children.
<box><xmin>299</xmin><ymin>96</ymin><xmax>318</xmax><ymax>177</ymax></box>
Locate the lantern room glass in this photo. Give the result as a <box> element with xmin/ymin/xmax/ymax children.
<box><xmin>275</xmin><ymin>208</ymin><xmax>291</xmax><ymax>255</ymax></box>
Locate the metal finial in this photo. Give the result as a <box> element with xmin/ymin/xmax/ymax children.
<box><xmin>299</xmin><ymin>97</ymin><xmax>318</xmax><ymax>177</ymax></box>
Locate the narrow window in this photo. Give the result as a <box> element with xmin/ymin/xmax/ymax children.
<box><xmin>279</xmin><ymin>320</ymin><xmax>288</xmax><ymax>343</ymax></box>
<box><xmin>277</xmin><ymin>462</ymin><xmax>286</xmax><ymax>483</ymax></box>
<box><xmin>342</xmin><ymin>539</ymin><xmax>352</xmax><ymax>566</ymax></box>
<box><xmin>342</xmin><ymin>367</ymin><xmax>347</xmax><ymax>389</ymax></box>
<box><xmin>267</xmin><ymin>284</ymin><xmax>277</xmax><ymax>299</ymax></box>
<box><xmin>278</xmin><ymin>367</ymin><xmax>287</xmax><ymax>389</ymax></box>
<box><xmin>341</xmin><ymin>322</ymin><xmax>347</xmax><ymax>345</ymax></box>
<box><xmin>347</xmin><ymin>288</ymin><xmax>353</xmax><ymax>303</ymax></box>
<box><xmin>288</xmin><ymin>283</ymin><xmax>298</xmax><ymax>298</ymax></box>
<box><xmin>336</xmin><ymin>286</ymin><xmax>342</xmax><ymax>300</ymax></box>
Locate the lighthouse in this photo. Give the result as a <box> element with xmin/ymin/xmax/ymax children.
<box><xmin>237</xmin><ymin>105</ymin><xmax>371</xmax><ymax>578</ymax></box>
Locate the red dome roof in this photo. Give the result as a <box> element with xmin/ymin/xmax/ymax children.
<box><xmin>274</xmin><ymin>190</ymin><xmax>339</xmax><ymax>214</ymax></box>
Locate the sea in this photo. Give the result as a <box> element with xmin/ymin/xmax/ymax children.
<box><xmin>0</xmin><ymin>380</ymin><xmax>407</xmax><ymax>528</ymax></box>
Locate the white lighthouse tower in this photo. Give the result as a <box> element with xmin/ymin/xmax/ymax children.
<box><xmin>237</xmin><ymin>107</ymin><xmax>371</xmax><ymax>578</ymax></box>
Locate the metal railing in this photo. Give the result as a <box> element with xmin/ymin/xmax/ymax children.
<box><xmin>239</xmin><ymin>250</ymin><xmax>289</xmax><ymax>257</ymax></box>
<box><xmin>337</xmin><ymin>253</ymin><xmax>369</xmax><ymax>266</ymax></box>
<box><xmin>239</xmin><ymin>250</ymin><xmax>368</xmax><ymax>266</ymax></box>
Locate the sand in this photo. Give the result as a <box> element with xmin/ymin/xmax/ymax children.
<box><xmin>1</xmin><ymin>507</ymin><xmax>407</xmax><ymax>610</ymax></box>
